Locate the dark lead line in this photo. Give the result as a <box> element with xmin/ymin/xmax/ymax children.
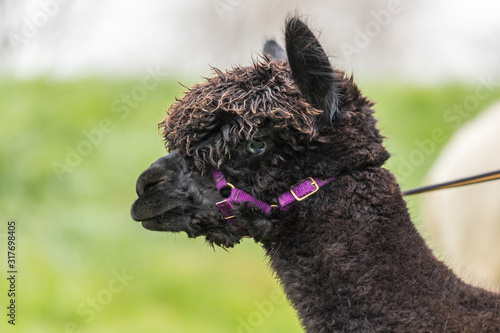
<box><xmin>403</xmin><ymin>169</ymin><xmax>500</xmax><ymax>196</ymax></box>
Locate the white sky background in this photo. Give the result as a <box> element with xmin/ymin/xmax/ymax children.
<box><xmin>0</xmin><ymin>0</ymin><xmax>499</xmax><ymax>83</ymax></box>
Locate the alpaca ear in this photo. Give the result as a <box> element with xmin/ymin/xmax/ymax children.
<box><xmin>285</xmin><ymin>17</ymin><xmax>340</xmax><ymax>122</ymax></box>
<box><xmin>263</xmin><ymin>40</ymin><xmax>287</xmax><ymax>61</ymax></box>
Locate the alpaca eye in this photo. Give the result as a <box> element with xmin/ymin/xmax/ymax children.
<box><xmin>247</xmin><ymin>139</ymin><xmax>268</xmax><ymax>154</ymax></box>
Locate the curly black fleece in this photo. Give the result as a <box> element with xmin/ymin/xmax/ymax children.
<box><xmin>131</xmin><ymin>17</ymin><xmax>500</xmax><ymax>332</ymax></box>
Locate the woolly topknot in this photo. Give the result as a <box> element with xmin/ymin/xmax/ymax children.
<box><xmin>160</xmin><ymin>59</ymin><xmax>323</xmax><ymax>170</ymax></box>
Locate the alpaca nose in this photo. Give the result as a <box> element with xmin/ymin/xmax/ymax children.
<box><xmin>136</xmin><ymin>169</ymin><xmax>167</xmax><ymax>197</ymax></box>
<box><xmin>135</xmin><ymin>152</ymin><xmax>183</xmax><ymax>197</ymax></box>
<box><xmin>135</xmin><ymin>158</ymin><xmax>170</xmax><ymax>197</ymax></box>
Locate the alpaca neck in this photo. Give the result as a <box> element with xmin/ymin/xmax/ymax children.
<box><xmin>262</xmin><ymin>168</ymin><xmax>499</xmax><ymax>332</ymax></box>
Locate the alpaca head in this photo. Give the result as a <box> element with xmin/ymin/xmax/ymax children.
<box><xmin>131</xmin><ymin>17</ymin><xmax>389</xmax><ymax>247</ymax></box>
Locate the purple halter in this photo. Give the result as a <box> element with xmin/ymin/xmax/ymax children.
<box><xmin>212</xmin><ymin>168</ymin><xmax>335</xmax><ymax>228</ymax></box>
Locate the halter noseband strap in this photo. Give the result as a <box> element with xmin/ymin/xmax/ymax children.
<box><xmin>212</xmin><ymin>168</ymin><xmax>335</xmax><ymax>227</ymax></box>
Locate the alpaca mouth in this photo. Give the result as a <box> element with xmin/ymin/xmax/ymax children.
<box><xmin>140</xmin><ymin>213</ymin><xmax>187</xmax><ymax>231</ymax></box>
<box><xmin>131</xmin><ymin>202</ymin><xmax>190</xmax><ymax>232</ymax></box>
<box><xmin>141</xmin><ymin>217</ymin><xmax>177</xmax><ymax>231</ymax></box>
<box><xmin>131</xmin><ymin>200</ymin><xmax>183</xmax><ymax>223</ymax></box>
<box><xmin>140</xmin><ymin>218</ymin><xmax>163</xmax><ymax>230</ymax></box>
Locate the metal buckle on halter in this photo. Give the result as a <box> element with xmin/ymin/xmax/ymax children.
<box><xmin>290</xmin><ymin>177</ymin><xmax>319</xmax><ymax>201</ymax></box>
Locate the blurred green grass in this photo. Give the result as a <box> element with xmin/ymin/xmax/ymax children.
<box><xmin>0</xmin><ymin>77</ymin><xmax>499</xmax><ymax>332</ymax></box>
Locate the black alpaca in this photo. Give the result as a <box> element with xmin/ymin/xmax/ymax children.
<box><xmin>131</xmin><ymin>17</ymin><xmax>500</xmax><ymax>332</ymax></box>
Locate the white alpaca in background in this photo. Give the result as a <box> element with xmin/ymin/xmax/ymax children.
<box><xmin>423</xmin><ymin>101</ymin><xmax>500</xmax><ymax>291</ymax></box>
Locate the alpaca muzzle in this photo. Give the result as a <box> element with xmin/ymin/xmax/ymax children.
<box><xmin>131</xmin><ymin>152</ymin><xmax>189</xmax><ymax>223</ymax></box>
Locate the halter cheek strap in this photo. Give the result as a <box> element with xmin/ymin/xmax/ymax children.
<box><xmin>212</xmin><ymin>168</ymin><xmax>335</xmax><ymax>227</ymax></box>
